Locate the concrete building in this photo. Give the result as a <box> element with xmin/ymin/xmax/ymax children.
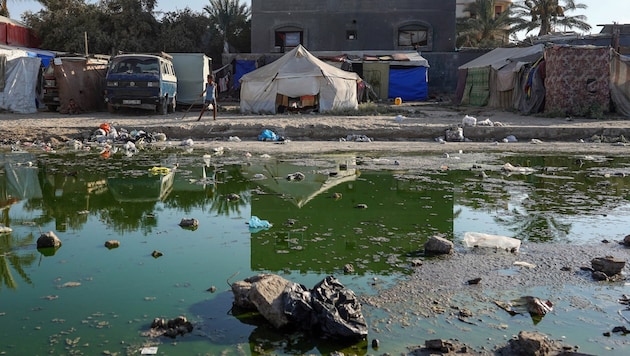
<box><xmin>250</xmin><ymin>0</ymin><xmax>456</xmax><ymax>53</ymax></box>
<box><xmin>456</xmin><ymin>0</ymin><xmax>512</xmax><ymax>18</ymax></box>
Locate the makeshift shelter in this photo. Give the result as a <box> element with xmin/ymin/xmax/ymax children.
<box><xmin>51</xmin><ymin>56</ymin><xmax>109</xmax><ymax>113</ymax></box>
<box><xmin>457</xmin><ymin>45</ymin><xmax>544</xmax><ymax>110</ymax></box>
<box><xmin>358</xmin><ymin>52</ymin><xmax>429</xmax><ymax>102</ymax></box>
<box><xmin>0</xmin><ymin>47</ymin><xmax>45</xmax><ymax>113</ymax></box>
<box><xmin>544</xmin><ymin>45</ymin><xmax>611</xmax><ymax>116</ymax></box>
<box><xmin>610</xmin><ymin>51</ymin><xmax>630</xmax><ymax>117</ymax></box>
<box><xmin>239</xmin><ymin>45</ymin><xmax>362</xmax><ymax>114</ymax></box>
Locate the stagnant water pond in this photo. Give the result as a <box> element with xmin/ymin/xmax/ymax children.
<box><xmin>1</xmin><ymin>146</ymin><xmax>630</xmax><ymax>355</ymax></box>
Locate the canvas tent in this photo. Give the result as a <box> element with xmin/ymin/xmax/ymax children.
<box><xmin>456</xmin><ymin>45</ymin><xmax>544</xmax><ymax>111</ymax></box>
<box><xmin>0</xmin><ymin>47</ymin><xmax>48</xmax><ymax>113</ymax></box>
<box><xmin>239</xmin><ymin>45</ymin><xmax>361</xmax><ymax>114</ymax></box>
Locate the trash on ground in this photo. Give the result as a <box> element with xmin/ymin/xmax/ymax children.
<box><xmin>248</xmin><ymin>216</ymin><xmax>272</xmax><ymax>230</ymax></box>
<box><xmin>494</xmin><ymin>296</ymin><xmax>553</xmax><ymax>324</ymax></box>
<box><xmin>463</xmin><ymin>232</ymin><xmax>521</xmax><ymax>252</ymax></box>
<box><xmin>502</xmin><ymin>163</ymin><xmax>536</xmax><ymax>174</ymax></box>
<box><xmin>341</xmin><ymin>134</ymin><xmax>372</xmax><ymax>142</ymax></box>
<box><xmin>258</xmin><ymin>129</ymin><xmax>279</xmax><ymax>141</ymax></box>
<box><xmin>445</xmin><ymin>127</ymin><xmax>464</xmax><ymax>142</ymax></box>
<box><xmin>462</xmin><ymin>115</ymin><xmax>477</xmax><ymax>127</ymax></box>
<box><xmin>503</xmin><ymin>135</ymin><xmax>518</xmax><ymax>142</ymax></box>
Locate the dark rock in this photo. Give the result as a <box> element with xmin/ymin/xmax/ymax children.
<box><xmin>37</xmin><ymin>231</ymin><xmax>62</xmax><ymax>248</ymax></box>
<box><xmin>226</xmin><ymin>193</ymin><xmax>240</xmax><ymax>201</ymax></box>
<box><xmin>151</xmin><ymin>250</ymin><xmax>163</xmax><ymax>258</ymax></box>
<box><xmin>371</xmin><ymin>339</ymin><xmax>379</xmax><ymax>349</ymax></box>
<box><xmin>467</xmin><ymin>277</ymin><xmax>482</xmax><ymax>285</ymax></box>
<box><xmin>495</xmin><ymin>331</ymin><xmax>578</xmax><ymax>355</ymax></box>
<box><xmin>624</xmin><ymin>234</ymin><xmax>630</xmax><ymax>246</ymax></box>
<box><xmin>104</xmin><ymin>240</ymin><xmax>120</xmax><ymax>249</ymax></box>
<box><xmin>592</xmin><ymin>271</ymin><xmax>609</xmax><ymax>281</ymax></box>
<box><xmin>179</xmin><ymin>218</ymin><xmax>199</xmax><ymax>228</ymax></box>
<box><xmin>591</xmin><ymin>256</ymin><xmax>625</xmax><ymax>276</ymax></box>
<box><xmin>424</xmin><ymin>235</ymin><xmax>454</xmax><ymax>255</ymax></box>
<box><xmin>149</xmin><ymin>315</ymin><xmax>193</xmax><ymax>339</ymax></box>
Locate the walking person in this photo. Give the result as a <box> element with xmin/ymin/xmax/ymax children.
<box><xmin>198</xmin><ymin>74</ymin><xmax>217</xmax><ymax>121</ymax></box>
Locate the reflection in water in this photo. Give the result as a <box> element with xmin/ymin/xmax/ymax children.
<box><xmin>1</xmin><ymin>149</ymin><xmax>630</xmax><ymax>354</ymax></box>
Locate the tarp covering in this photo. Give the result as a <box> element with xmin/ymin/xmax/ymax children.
<box><xmin>457</xmin><ymin>45</ymin><xmax>544</xmax><ymax>109</ymax></box>
<box><xmin>610</xmin><ymin>52</ymin><xmax>630</xmax><ymax>117</ymax></box>
<box><xmin>0</xmin><ymin>49</ymin><xmax>41</xmax><ymax>114</ymax></box>
<box><xmin>54</xmin><ymin>57</ymin><xmax>108</xmax><ymax>113</ymax></box>
<box><xmin>234</xmin><ymin>60</ymin><xmax>256</xmax><ymax>89</ymax></box>
<box><xmin>460</xmin><ymin>67</ymin><xmax>490</xmax><ymax>106</ymax></box>
<box><xmin>515</xmin><ymin>59</ymin><xmax>546</xmax><ymax>114</ymax></box>
<box><xmin>239</xmin><ymin>45</ymin><xmax>361</xmax><ymax>114</ymax></box>
<box><xmin>388</xmin><ymin>66</ymin><xmax>428</xmax><ymax>101</ymax></box>
<box><xmin>544</xmin><ymin>45</ymin><xmax>610</xmax><ymax>115</ymax></box>
<box><xmin>458</xmin><ymin>45</ymin><xmax>545</xmax><ymax>70</ymax></box>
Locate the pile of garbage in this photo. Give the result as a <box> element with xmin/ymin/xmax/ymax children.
<box><xmin>231</xmin><ymin>274</ymin><xmax>368</xmax><ymax>340</ymax></box>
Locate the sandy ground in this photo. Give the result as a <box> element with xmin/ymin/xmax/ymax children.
<box><xmin>1</xmin><ymin>103</ymin><xmax>630</xmax><ymax>158</ymax></box>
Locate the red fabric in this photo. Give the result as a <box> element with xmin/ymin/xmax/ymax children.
<box><xmin>544</xmin><ymin>46</ymin><xmax>610</xmax><ymax>115</ymax></box>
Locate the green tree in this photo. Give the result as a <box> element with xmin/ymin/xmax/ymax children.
<box><xmin>511</xmin><ymin>0</ymin><xmax>591</xmax><ymax>36</ymax></box>
<box><xmin>456</xmin><ymin>0</ymin><xmax>516</xmax><ymax>48</ymax></box>
<box><xmin>159</xmin><ymin>8</ymin><xmax>213</xmax><ymax>53</ymax></box>
<box><xmin>23</xmin><ymin>0</ymin><xmax>105</xmax><ymax>53</ymax></box>
<box><xmin>0</xmin><ymin>0</ymin><xmax>8</xmax><ymax>17</ymax></box>
<box><xmin>203</xmin><ymin>0</ymin><xmax>250</xmax><ymax>53</ymax></box>
<box><xmin>100</xmin><ymin>0</ymin><xmax>161</xmax><ymax>54</ymax></box>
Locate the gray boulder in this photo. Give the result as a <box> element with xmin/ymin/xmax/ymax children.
<box><xmin>424</xmin><ymin>235</ymin><xmax>453</xmax><ymax>255</ymax></box>
<box><xmin>591</xmin><ymin>256</ymin><xmax>625</xmax><ymax>277</ymax></box>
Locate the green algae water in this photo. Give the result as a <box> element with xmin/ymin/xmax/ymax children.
<box><xmin>1</xmin><ymin>149</ymin><xmax>630</xmax><ymax>355</ymax></box>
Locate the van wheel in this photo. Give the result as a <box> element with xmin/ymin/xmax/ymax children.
<box><xmin>157</xmin><ymin>98</ymin><xmax>168</xmax><ymax>115</ymax></box>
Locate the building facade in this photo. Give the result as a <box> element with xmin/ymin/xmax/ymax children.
<box><xmin>456</xmin><ymin>0</ymin><xmax>512</xmax><ymax>18</ymax></box>
<box><xmin>250</xmin><ymin>0</ymin><xmax>456</xmax><ymax>53</ymax></box>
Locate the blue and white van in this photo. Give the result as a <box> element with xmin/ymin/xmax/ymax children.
<box><xmin>105</xmin><ymin>53</ymin><xmax>177</xmax><ymax>115</ymax></box>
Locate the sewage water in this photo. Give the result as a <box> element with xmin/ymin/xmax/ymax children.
<box><xmin>1</xmin><ymin>149</ymin><xmax>630</xmax><ymax>355</ymax></box>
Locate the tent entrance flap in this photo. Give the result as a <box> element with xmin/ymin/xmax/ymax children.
<box><xmin>276</xmin><ymin>93</ymin><xmax>320</xmax><ymax>112</ymax></box>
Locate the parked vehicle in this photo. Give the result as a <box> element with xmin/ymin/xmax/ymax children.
<box><xmin>105</xmin><ymin>53</ymin><xmax>177</xmax><ymax>114</ymax></box>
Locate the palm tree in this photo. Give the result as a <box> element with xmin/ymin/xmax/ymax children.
<box><xmin>0</xmin><ymin>0</ymin><xmax>8</xmax><ymax>18</ymax></box>
<box><xmin>456</xmin><ymin>0</ymin><xmax>517</xmax><ymax>48</ymax></box>
<box><xmin>511</xmin><ymin>0</ymin><xmax>591</xmax><ymax>36</ymax></box>
<box><xmin>203</xmin><ymin>0</ymin><xmax>250</xmax><ymax>53</ymax></box>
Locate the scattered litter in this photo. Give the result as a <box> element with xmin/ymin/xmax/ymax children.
<box><xmin>248</xmin><ymin>216</ymin><xmax>272</xmax><ymax>230</ymax></box>
<box><xmin>149</xmin><ymin>166</ymin><xmax>171</xmax><ymax>175</ymax></box>
<box><xmin>180</xmin><ymin>139</ymin><xmax>194</xmax><ymax>146</ymax></box>
<box><xmin>260</xmin><ymin>154</ymin><xmax>271</xmax><ymax>159</ymax></box>
<box><xmin>0</xmin><ymin>225</ymin><xmax>12</xmax><ymax>234</ymax></box>
<box><xmin>140</xmin><ymin>347</ymin><xmax>158</xmax><ymax>355</ymax></box>
<box><xmin>477</xmin><ymin>118</ymin><xmax>493</xmax><ymax>126</ymax></box>
<box><xmin>503</xmin><ymin>135</ymin><xmax>518</xmax><ymax>142</ymax></box>
<box><xmin>445</xmin><ymin>127</ymin><xmax>464</xmax><ymax>142</ymax></box>
<box><xmin>286</xmin><ymin>172</ymin><xmax>305</xmax><ymax>181</ymax></box>
<box><xmin>342</xmin><ymin>134</ymin><xmax>372</xmax><ymax>142</ymax></box>
<box><xmin>502</xmin><ymin>163</ymin><xmax>536</xmax><ymax>174</ymax></box>
<box><xmin>463</xmin><ymin>232</ymin><xmax>521</xmax><ymax>252</ymax></box>
<box><xmin>462</xmin><ymin>115</ymin><xmax>477</xmax><ymax>127</ymax></box>
<box><xmin>530</xmin><ymin>139</ymin><xmax>543</xmax><ymax>144</ymax></box>
<box><xmin>395</xmin><ymin>115</ymin><xmax>405</xmax><ymax>123</ymax></box>
<box><xmin>252</xmin><ymin>173</ymin><xmax>266</xmax><ymax>180</ymax></box>
<box><xmin>514</xmin><ymin>261</ymin><xmax>537</xmax><ymax>269</ymax></box>
<box><xmin>258</xmin><ymin>129</ymin><xmax>279</xmax><ymax>141</ymax></box>
<box><xmin>228</xmin><ymin>136</ymin><xmax>241</xmax><ymax>142</ymax></box>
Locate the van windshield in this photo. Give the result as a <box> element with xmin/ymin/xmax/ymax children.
<box><xmin>111</xmin><ymin>57</ymin><xmax>159</xmax><ymax>74</ymax></box>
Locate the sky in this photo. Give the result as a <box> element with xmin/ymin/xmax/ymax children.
<box><xmin>6</xmin><ymin>0</ymin><xmax>630</xmax><ymax>36</ymax></box>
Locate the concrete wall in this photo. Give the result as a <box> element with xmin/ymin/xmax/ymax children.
<box><xmin>251</xmin><ymin>0</ymin><xmax>456</xmax><ymax>53</ymax></box>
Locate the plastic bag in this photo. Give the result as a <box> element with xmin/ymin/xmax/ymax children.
<box><xmin>249</xmin><ymin>216</ymin><xmax>272</xmax><ymax>230</ymax></box>
<box><xmin>463</xmin><ymin>232</ymin><xmax>521</xmax><ymax>252</ymax></box>
<box><xmin>258</xmin><ymin>129</ymin><xmax>278</xmax><ymax>141</ymax></box>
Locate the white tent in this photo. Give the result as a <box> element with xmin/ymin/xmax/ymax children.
<box><xmin>239</xmin><ymin>45</ymin><xmax>361</xmax><ymax>114</ymax></box>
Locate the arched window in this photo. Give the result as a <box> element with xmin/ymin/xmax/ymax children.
<box><xmin>398</xmin><ymin>24</ymin><xmax>428</xmax><ymax>48</ymax></box>
<box><xmin>274</xmin><ymin>26</ymin><xmax>303</xmax><ymax>52</ymax></box>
